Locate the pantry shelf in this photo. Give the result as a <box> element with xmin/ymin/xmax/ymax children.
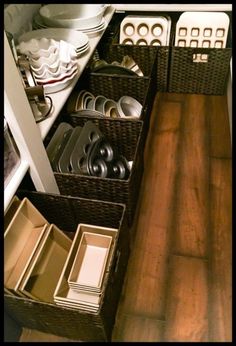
<box><xmin>37</xmin><ymin>6</ymin><xmax>115</xmax><ymax>140</ymax></box>
<box><xmin>4</xmin><ymin>160</ymin><xmax>29</xmax><ymax>211</ymax></box>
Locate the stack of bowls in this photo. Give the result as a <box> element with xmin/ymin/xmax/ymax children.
<box><xmin>17</xmin><ymin>38</ymin><xmax>78</xmax><ymax>93</ymax></box>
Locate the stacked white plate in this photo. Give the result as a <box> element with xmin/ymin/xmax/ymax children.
<box><xmin>18</xmin><ymin>29</ymin><xmax>90</xmax><ymax>57</ymax></box>
<box><xmin>17</xmin><ymin>38</ymin><xmax>79</xmax><ymax>93</ymax></box>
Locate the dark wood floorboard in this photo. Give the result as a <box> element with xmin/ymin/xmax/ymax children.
<box><xmin>164</xmin><ymin>255</ymin><xmax>208</xmax><ymax>341</ymax></box>
<box><xmin>208</xmin><ymin>158</ymin><xmax>232</xmax><ymax>341</ymax></box>
<box><xmin>112</xmin><ymin>313</ymin><xmax>165</xmax><ymax>342</ymax></box>
<box><xmin>171</xmin><ymin>94</ymin><xmax>210</xmax><ymax>258</ymax></box>
<box><xmin>208</xmin><ymin>95</ymin><xmax>232</xmax><ymax>159</ymax></box>
<box><xmin>19</xmin><ymin>92</ymin><xmax>232</xmax><ymax>342</ymax></box>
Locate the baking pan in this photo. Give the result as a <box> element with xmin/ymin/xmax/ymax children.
<box><xmin>4</xmin><ymin>195</ymin><xmax>21</xmax><ymax>231</ymax></box>
<box><xmin>68</xmin><ymin>232</ymin><xmax>113</xmax><ymax>291</ymax></box>
<box><xmin>57</xmin><ymin>126</ymin><xmax>82</xmax><ymax>173</ymax></box>
<box><xmin>17</xmin><ymin>224</ymin><xmax>72</xmax><ymax>303</ymax></box>
<box><xmin>54</xmin><ymin>223</ymin><xmax>118</xmax><ymax>310</ymax></box>
<box><xmin>4</xmin><ymin>198</ymin><xmax>49</xmax><ymax>291</ymax></box>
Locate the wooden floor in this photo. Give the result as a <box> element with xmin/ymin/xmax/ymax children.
<box><xmin>20</xmin><ymin>92</ymin><xmax>232</xmax><ymax>342</ymax></box>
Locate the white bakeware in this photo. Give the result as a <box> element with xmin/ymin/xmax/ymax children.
<box><xmin>39</xmin><ymin>4</ymin><xmax>109</xmax><ymax>30</ymax></box>
<box><xmin>37</xmin><ymin>68</ymin><xmax>78</xmax><ymax>94</ymax></box>
<box><xmin>174</xmin><ymin>11</ymin><xmax>230</xmax><ymax>49</ymax></box>
<box><xmin>17</xmin><ymin>38</ymin><xmax>59</xmax><ymax>58</ymax></box>
<box><xmin>32</xmin><ymin>61</ymin><xmax>77</xmax><ymax>80</ymax></box>
<box><xmin>17</xmin><ymin>38</ymin><xmax>78</xmax><ymax>92</ymax></box>
<box><xmin>18</xmin><ymin>29</ymin><xmax>89</xmax><ymax>53</ymax></box>
<box><xmin>119</xmin><ymin>15</ymin><xmax>171</xmax><ymax>46</ymax></box>
<box><xmin>34</xmin><ymin>64</ymin><xmax>78</xmax><ymax>85</ymax></box>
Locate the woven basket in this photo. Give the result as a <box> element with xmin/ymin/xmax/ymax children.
<box><xmin>168</xmin><ymin>46</ymin><xmax>232</xmax><ymax>94</ymax></box>
<box><xmin>4</xmin><ymin>191</ymin><xmax>129</xmax><ymax>342</ymax></box>
<box><xmin>47</xmin><ymin>116</ymin><xmax>144</xmax><ymax>226</ymax></box>
<box><xmin>109</xmin><ymin>33</ymin><xmax>169</xmax><ymax>93</ymax></box>
<box><xmin>102</xmin><ymin>10</ymin><xmax>170</xmax><ymax>92</ymax></box>
<box><xmin>66</xmin><ymin>69</ymin><xmax>154</xmax><ymax>143</ymax></box>
<box><xmin>168</xmin><ymin>13</ymin><xmax>232</xmax><ymax>95</ymax></box>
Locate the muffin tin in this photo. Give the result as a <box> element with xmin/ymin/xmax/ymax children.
<box><xmin>46</xmin><ymin>120</ymin><xmax>131</xmax><ymax>179</ymax></box>
<box><xmin>175</xmin><ymin>11</ymin><xmax>230</xmax><ymax>62</ymax></box>
<box><xmin>119</xmin><ymin>15</ymin><xmax>171</xmax><ymax>46</ymax></box>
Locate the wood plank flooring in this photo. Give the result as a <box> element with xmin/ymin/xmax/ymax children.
<box><xmin>19</xmin><ymin>92</ymin><xmax>232</xmax><ymax>342</ymax></box>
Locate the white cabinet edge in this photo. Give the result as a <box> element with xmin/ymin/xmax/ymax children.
<box><xmin>114</xmin><ymin>4</ymin><xmax>232</xmax><ymax>12</ymax></box>
<box><xmin>227</xmin><ymin>59</ymin><xmax>232</xmax><ymax>145</ymax></box>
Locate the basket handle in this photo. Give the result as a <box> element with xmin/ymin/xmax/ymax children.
<box><xmin>112</xmin><ymin>249</ymin><xmax>121</xmax><ymax>276</ymax></box>
<box><xmin>190</xmin><ymin>48</ymin><xmax>212</xmax><ymax>63</ymax></box>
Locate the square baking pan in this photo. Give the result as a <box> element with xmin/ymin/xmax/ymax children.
<box><xmin>68</xmin><ymin>232</ymin><xmax>113</xmax><ymax>291</ymax></box>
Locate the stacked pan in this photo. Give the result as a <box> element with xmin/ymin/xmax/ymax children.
<box><xmin>46</xmin><ymin>120</ymin><xmax>132</xmax><ymax>179</ymax></box>
<box><xmin>67</xmin><ymin>89</ymin><xmax>143</xmax><ymax>119</ymax></box>
<box><xmin>54</xmin><ymin>223</ymin><xmax>117</xmax><ymax>312</ymax></box>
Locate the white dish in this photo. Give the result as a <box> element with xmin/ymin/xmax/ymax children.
<box><xmin>39</xmin><ymin>4</ymin><xmax>109</xmax><ymax>29</ymax></box>
<box><xmin>37</xmin><ymin>68</ymin><xmax>78</xmax><ymax>94</ymax></box>
<box><xmin>76</xmin><ymin>43</ymin><xmax>90</xmax><ymax>56</ymax></box>
<box><xmin>18</xmin><ymin>28</ymin><xmax>89</xmax><ymax>52</ymax></box>
<box><xmin>34</xmin><ymin>64</ymin><xmax>78</xmax><ymax>85</ymax></box>
<box><xmin>77</xmin><ymin>17</ymin><xmax>106</xmax><ymax>32</ymax></box>
<box><xmin>29</xmin><ymin>50</ymin><xmax>59</xmax><ymax>68</ymax></box>
<box><xmin>17</xmin><ymin>38</ymin><xmax>59</xmax><ymax>58</ymax></box>
<box><xmin>80</xmin><ymin>18</ymin><xmax>107</xmax><ymax>38</ymax></box>
<box><xmin>32</xmin><ymin>60</ymin><xmax>77</xmax><ymax>79</ymax></box>
<box><xmin>30</xmin><ymin>58</ymin><xmax>60</xmax><ymax>75</ymax></box>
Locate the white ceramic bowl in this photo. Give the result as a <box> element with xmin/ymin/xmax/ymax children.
<box><xmin>39</xmin><ymin>69</ymin><xmax>78</xmax><ymax>94</ymax></box>
<box><xmin>39</xmin><ymin>4</ymin><xmax>109</xmax><ymax>29</ymax></box>
<box><xmin>29</xmin><ymin>50</ymin><xmax>59</xmax><ymax>69</ymax></box>
<box><xmin>32</xmin><ymin>60</ymin><xmax>77</xmax><ymax>80</ymax></box>
<box><xmin>17</xmin><ymin>38</ymin><xmax>59</xmax><ymax>58</ymax></box>
<box><xmin>34</xmin><ymin>64</ymin><xmax>78</xmax><ymax>85</ymax></box>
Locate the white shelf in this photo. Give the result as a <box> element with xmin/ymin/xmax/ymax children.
<box><xmin>4</xmin><ymin>160</ymin><xmax>29</xmax><ymax>212</ymax></box>
<box><xmin>38</xmin><ymin>6</ymin><xmax>115</xmax><ymax>140</ymax></box>
<box><xmin>114</xmin><ymin>4</ymin><xmax>232</xmax><ymax>12</ymax></box>
<box><xmin>4</xmin><ymin>5</ymin><xmax>115</xmax><ymax>213</ymax></box>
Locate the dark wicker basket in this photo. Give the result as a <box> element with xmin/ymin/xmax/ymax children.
<box><xmin>168</xmin><ymin>46</ymin><xmax>232</xmax><ymax>94</ymax></box>
<box><xmin>101</xmin><ymin>10</ymin><xmax>171</xmax><ymax>93</ymax></box>
<box><xmin>66</xmin><ymin>69</ymin><xmax>155</xmax><ymax>143</ymax></box>
<box><xmin>95</xmin><ymin>43</ymin><xmax>157</xmax><ymax>80</ymax></box>
<box><xmin>168</xmin><ymin>12</ymin><xmax>232</xmax><ymax>95</ymax></box>
<box><xmin>48</xmin><ymin>116</ymin><xmax>144</xmax><ymax>226</ymax></box>
<box><xmin>4</xmin><ymin>191</ymin><xmax>129</xmax><ymax>342</ymax></box>
<box><xmin>109</xmin><ymin>32</ymin><xmax>169</xmax><ymax>93</ymax></box>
